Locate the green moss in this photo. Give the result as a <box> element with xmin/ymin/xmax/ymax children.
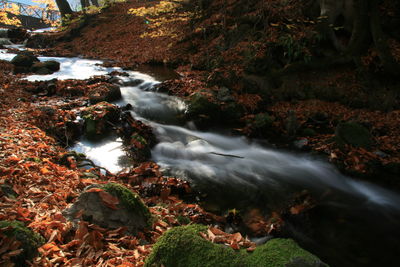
<box><xmin>102</xmin><ymin>183</ymin><xmax>152</xmax><ymax>227</ymax></box>
<box><xmin>145</xmin><ymin>225</ymin><xmax>327</xmax><ymax>267</ymax></box>
<box><xmin>176</xmin><ymin>215</ymin><xmax>191</xmax><ymax>225</ymax></box>
<box><xmin>145</xmin><ymin>225</ymin><xmax>245</xmax><ymax>267</ymax></box>
<box><xmin>0</xmin><ymin>220</ymin><xmax>44</xmax><ymax>266</ymax></box>
<box><xmin>187</xmin><ymin>93</ymin><xmax>219</xmax><ymax>119</ymax></box>
<box><xmin>254</xmin><ymin>113</ymin><xmax>275</xmax><ymax>129</ymax></box>
<box><xmin>246</xmin><ymin>239</ymin><xmax>327</xmax><ymax>267</ymax></box>
<box><xmin>301</xmin><ymin>128</ymin><xmax>317</xmax><ymax>137</ymax></box>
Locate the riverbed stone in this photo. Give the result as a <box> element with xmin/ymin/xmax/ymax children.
<box><xmin>145</xmin><ymin>224</ymin><xmax>327</xmax><ymax>267</ymax></box>
<box><xmin>30</xmin><ymin>61</ymin><xmax>60</xmax><ymax>75</ymax></box>
<box><xmin>0</xmin><ymin>220</ymin><xmax>44</xmax><ymax>266</ymax></box>
<box><xmin>81</xmin><ymin>101</ymin><xmax>120</xmax><ymax>140</ymax></box>
<box><xmin>11</xmin><ymin>52</ymin><xmax>39</xmax><ymax>67</ymax></box>
<box><xmin>63</xmin><ymin>183</ymin><xmax>152</xmax><ymax>234</ymax></box>
<box><xmin>88</xmin><ymin>83</ymin><xmax>122</xmax><ymax>104</ymax></box>
<box><xmin>0</xmin><ymin>37</ymin><xmax>12</xmax><ymax>45</ymax></box>
<box><xmin>335</xmin><ymin>122</ymin><xmax>373</xmax><ymax>148</ymax></box>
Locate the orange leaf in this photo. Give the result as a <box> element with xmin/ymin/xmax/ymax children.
<box><xmin>41</xmin><ymin>242</ymin><xmax>61</xmax><ymax>252</ymax></box>
<box><xmin>40</xmin><ymin>167</ymin><xmax>50</xmax><ymax>174</ymax></box>
<box><xmin>86</xmin><ymin>188</ymin><xmax>104</xmax><ymax>193</ymax></box>
<box><xmin>98</xmin><ymin>191</ymin><xmax>119</xmax><ymax>210</ymax></box>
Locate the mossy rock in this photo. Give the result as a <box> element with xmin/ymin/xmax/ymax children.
<box><xmin>0</xmin><ymin>220</ymin><xmax>44</xmax><ymax>266</ymax></box>
<box><xmin>81</xmin><ymin>102</ymin><xmax>120</xmax><ymax>140</ymax></box>
<box><xmin>335</xmin><ymin>122</ymin><xmax>373</xmax><ymax>148</ymax></box>
<box><xmin>63</xmin><ymin>183</ymin><xmax>152</xmax><ymax>234</ymax></box>
<box><xmin>102</xmin><ymin>183</ymin><xmax>152</xmax><ymax>227</ymax></box>
<box><xmin>30</xmin><ymin>61</ymin><xmax>60</xmax><ymax>75</ymax></box>
<box><xmin>145</xmin><ymin>225</ymin><xmax>327</xmax><ymax>267</ymax></box>
<box><xmin>187</xmin><ymin>93</ymin><xmax>220</xmax><ymax>121</ymax></box>
<box><xmin>301</xmin><ymin>128</ymin><xmax>317</xmax><ymax>137</ymax></box>
<box><xmin>253</xmin><ymin>113</ymin><xmax>275</xmax><ymax>129</ymax></box>
<box><xmin>88</xmin><ymin>83</ymin><xmax>122</xmax><ymax>105</ymax></box>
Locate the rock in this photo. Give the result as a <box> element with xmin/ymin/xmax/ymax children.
<box><xmin>301</xmin><ymin>128</ymin><xmax>317</xmax><ymax>137</ymax></box>
<box><xmin>7</xmin><ymin>28</ymin><xmax>28</xmax><ymax>43</ymax></box>
<box><xmin>11</xmin><ymin>52</ymin><xmax>39</xmax><ymax>68</ymax></box>
<box><xmin>294</xmin><ymin>138</ymin><xmax>309</xmax><ymax>150</ymax></box>
<box><xmin>63</xmin><ymin>183</ymin><xmax>152</xmax><ymax>234</ymax></box>
<box><xmin>253</xmin><ymin>113</ymin><xmax>275</xmax><ymax>129</ymax></box>
<box><xmin>88</xmin><ymin>83</ymin><xmax>122</xmax><ymax>105</ymax></box>
<box><xmin>187</xmin><ymin>93</ymin><xmax>220</xmax><ymax>125</ymax></box>
<box><xmin>335</xmin><ymin>122</ymin><xmax>373</xmax><ymax>148</ymax></box>
<box><xmin>145</xmin><ymin>225</ymin><xmax>327</xmax><ymax>267</ymax></box>
<box><xmin>0</xmin><ymin>220</ymin><xmax>44</xmax><ymax>266</ymax></box>
<box><xmin>0</xmin><ymin>38</ymin><xmax>12</xmax><ymax>45</ymax></box>
<box><xmin>30</xmin><ymin>61</ymin><xmax>60</xmax><ymax>75</ymax></box>
<box><xmin>285</xmin><ymin>110</ymin><xmax>300</xmax><ymax>137</ymax></box>
<box><xmin>81</xmin><ymin>102</ymin><xmax>120</xmax><ymax>140</ymax></box>
<box><xmin>217</xmin><ymin>87</ymin><xmax>234</xmax><ymax>102</ymax></box>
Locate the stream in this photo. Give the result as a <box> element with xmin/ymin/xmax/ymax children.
<box><xmin>1</xmin><ymin>44</ymin><xmax>400</xmax><ymax>266</ymax></box>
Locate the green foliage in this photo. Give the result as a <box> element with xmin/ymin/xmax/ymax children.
<box><xmin>102</xmin><ymin>183</ymin><xmax>152</xmax><ymax>227</ymax></box>
<box><xmin>253</xmin><ymin>113</ymin><xmax>275</xmax><ymax>129</ymax></box>
<box><xmin>176</xmin><ymin>215</ymin><xmax>191</xmax><ymax>225</ymax></box>
<box><xmin>0</xmin><ymin>220</ymin><xmax>44</xmax><ymax>266</ymax></box>
<box><xmin>278</xmin><ymin>35</ymin><xmax>312</xmax><ymax>64</ymax></box>
<box><xmin>145</xmin><ymin>225</ymin><xmax>327</xmax><ymax>267</ymax></box>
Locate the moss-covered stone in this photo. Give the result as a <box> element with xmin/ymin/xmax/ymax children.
<box><xmin>335</xmin><ymin>122</ymin><xmax>373</xmax><ymax>148</ymax></box>
<box><xmin>145</xmin><ymin>225</ymin><xmax>327</xmax><ymax>267</ymax></box>
<box><xmin>0</xmin><ymin>220</ymin><xmax>44</xmax><ymax>266</ymax></box>
<box><xmin>81</xmin><ymin>102</ymin><xmax>120</xmax><ymax>140</ymax></box>
<box><xmin>145</xmin><ymin>225</ymin><xmax>243</xmax><ymax>267</ymax></box>
<box><xmin>187</xmin><ymin>93</ymin><xmax>219</xmax><ymax>120</ymax></box>
<box><xmin>254</xmin><ymin>113</ymin><xmax>275</xmax><ymax>129</ymax></box>
<box><xmin>102</xmin><ymin>183</ymin><xmax>152</xmax><ymax>227</ymax></box>
<box><xmin>246</xmin><ymin>239</ymin><xmax>327</xmax><ymax>267</ymax></box>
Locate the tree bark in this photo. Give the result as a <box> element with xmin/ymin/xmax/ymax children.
<box><xmin>370</xmin><ymin>0</ymin><xmax>400</xmax><ymax>76</ymax></box>
<box><xmin>55</xmin><ymin>0</ymin><xmax>73</xmax><ymax>18</ymax></box>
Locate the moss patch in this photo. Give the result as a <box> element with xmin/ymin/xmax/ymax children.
<box><xmin>0</xmin><ymin>220</ymin><xmax>44</xmax><ymax>266</ymax></box>
<box><xmin>145</xmin><ymin>225</ymin><xmax>327</xmax><ymax>267</ymax></box>
<box><xmin>102</xmin><ymin>183</ymin><xmax>152</xmax><ymax>227</ymax></box>
<box><xmin>335</xmin><ymin>122</ymin><xmax>373</xmax><ymax>148</ymax></box>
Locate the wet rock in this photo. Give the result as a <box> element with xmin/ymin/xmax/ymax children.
<box><xmin>11</xmin><ymin>52</ymin><xmax>39</xmax><ymax>73</ymax></box>
<box><xmin>145</xmin><ymin>224</ymin><xmax>327</xmax><ymax>267</ymax></box>
<box><xmin>7</xmin><ymin>28</ymin><xmax>28</xmax><ymax>43</ymax></box>
<box><xmin>63</xmin><ymin>183</ymin><xmax>152</xmax><ymax>234</ymax></box>
<box><xmin>187</xmin><ymin>92</ymin><xmax>219</xmax><ymax>127</ymax></box>
<box><xmin>0</xmin><ymin>38</ymin><xmax>12</xmax><ymax>45</ymax></box>
<box><xmin>301</xmin><ymin>128</ymin><xmax>317</xmax><ymax>137</ymax></box>
<box><xmin>88</xmin><ymin>83</ymin><xmax>122</xmax><ymax>104</ymax></box>
<box><xmin>0</xmin><ymin>220</ymin><xmax>44</xmax><ymax>266</ymax></box>
<box><xmin>30</xmin><ymin>60</ymin><xmax>60</xmax><ymax>75</ymax></box>
<box><xmin>81</xmin><ymin>102</ymin><xmax>120</xmax><ymax>140</ymax></box>
<box><xmin>335</xmin><ymin>122</ymin><xmax>373</xmax><ymax>148</ymax></box>
<box><xmin>294</xmin><ymin>138</ymin><xmax>309</xmax><ymax>150</ymax></box>
<box><xmin>285</xmin><ymin>110</ymin><xmax>300</xmax><ymax>137</ymax></box>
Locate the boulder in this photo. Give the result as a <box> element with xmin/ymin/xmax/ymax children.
<box><xmin>81</xmin><ymin>102</ymin><xmax>120</xmax><ymax>140</ymax></box>
<box><xmin>88</xmin><ymin>83</ymin><xmax>122</xmax><ymax>104</ymax></box>
<box><xmin>7</xmin><ymin>28</ymin><xmax>28</xmax><ymax>43</ymax></box>
<box><xmin>11</xmin><ymin>52</ymin><xmax>39</xmax><ymax>68</ymax></box>
<box><xmin>63</xmin><ymin>183</ymin><xmax>152</xmax><ymax>234</ymax></box>
<box><xmin>145</xmin><ymin>225</ymin><xmax>327</xmax><ymax>267</ymax></box>
<box><xmin>30</xmin><ymin>60</ymin><xmax>60</xmax><ymax>75</ymax></box>
<box><xmin>0</xmin><ymin>220</ymin><xmax>44</xmax><ymax>266</ymax></box>
<box><xmin>335</xmin><ymin>122</ymin><xmax>373</xmax><ymax>148</ymax></box>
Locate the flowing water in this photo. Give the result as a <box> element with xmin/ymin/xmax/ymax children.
<box><xmin>1</xmin><ymin>48</ymin><xmax>399</xmax><ymax>266</ymax></box>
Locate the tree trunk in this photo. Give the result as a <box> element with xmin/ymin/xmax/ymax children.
<box><xmin>91</xmin><ymin>0</ymin><xmax>100</xmax><ymax>7</ymax></box>
<box><xmin>370</xmin><ymin>0</ymin><xmax>400</xmax><ymax>76</ymax></box>
<box><xmin>55</xmin><ymin>0</ymin><xmax>73</xmax><ymax>18</ymax></box>
<box><xmin>345</xmin><ymin>0</ymin><xmax>370</xmax><ymax>57</ymax></box>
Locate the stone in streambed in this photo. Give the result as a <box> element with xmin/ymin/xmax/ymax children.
<box><xmin>81</xmin><ymin>101</ymin><xmax>120</xmax><ymax>140</ymax></box>
<box><xmin>63</xmin><ymin>183</ymin><xmax>152</xmax><ymax>234</ymax></box>
<box><xmin>145</xmin><ymin>224</ymin><xmax>328</xmax><ymax>267</ymax></box>
<box><xmin>30</xmin><ymin>60</ymin><xmax>60</xmax><ymax>75</ymax></box>
<box><xmin>11</xmin><ymin>52</ymin><xmax>39</xmax><ymax>73</ymax></box>
<box><xmin>88</xmin><ymin>83</ymin><xmax>122</xmax><ymax>104</ymax></box>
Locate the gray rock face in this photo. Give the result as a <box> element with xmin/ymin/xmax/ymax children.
<box><xmin>63</xmin><ymin>184</ymin><xmax>151</xmax><ymax>234</ymax></box>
